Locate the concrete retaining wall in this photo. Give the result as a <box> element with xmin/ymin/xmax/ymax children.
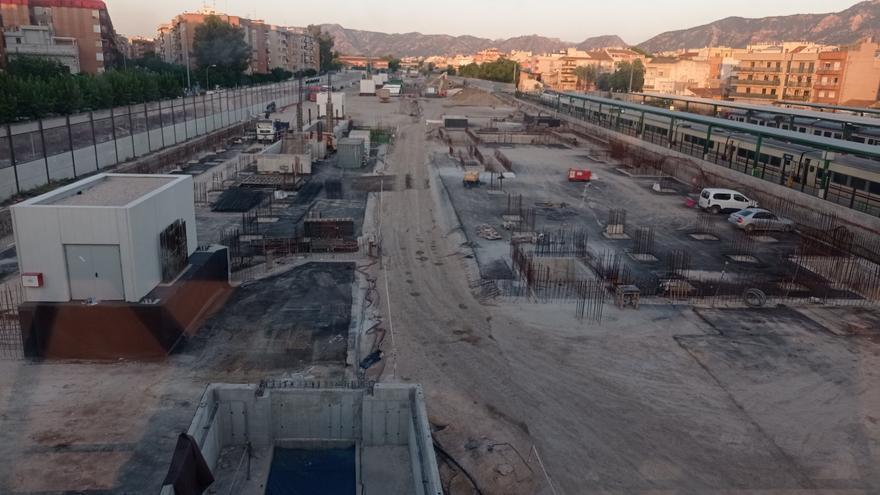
<box><xmin>165</xmin><ymin>383</ymin><xmax>442</xmax><ymax>495</ymax></box>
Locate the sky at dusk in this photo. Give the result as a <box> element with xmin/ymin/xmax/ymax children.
<box><xmin>110</xmin><ymin>0</ymin><xmax>862</xmax><ymax>43</ymax></box>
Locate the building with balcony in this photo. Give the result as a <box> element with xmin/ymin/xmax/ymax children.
<box><xmin>813</xmin><ymin>40</ymin><xmax>880</xmax><ymax>107</ymax></box>
<box><xmin>729</xmin><ymin>40</ymin><xmax>880</xmax><ymax>108</ymax></box>
<box><xmin>129</xmin><ymin>35</ymin><xmax>155</xmax><ymax>59</ymax></box>
<box><xmin>0</xmin><ymin>0</ymin><xmax>120</xmax><ymax>73</ymax></box>
<box><xmin>4</xmin><ymin>24</ymin><xmax>79</xmax><ymax>73</ymax></box>
<box><xmin>155</xmin><ymin>8</ymin><xmax>318</xmax><ymax>75</ymax></box>
<box><xmin>337</xmin><ymin>55</ymin><xmax>389</xmax><ymax>70</ymax></box>
<box><xmin>731</xmin><ymin>44</ymin><xmax>826</xmax><ymax>103</ymax></box>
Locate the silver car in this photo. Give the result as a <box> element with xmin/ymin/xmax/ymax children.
<box><xmin>728</xmin><ymin>208</ymin><xmax>795</xmax><ymax>232</ymax></box>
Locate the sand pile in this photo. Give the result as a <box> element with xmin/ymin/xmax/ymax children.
<box><xmin>446</xmin><ymin>87</ymin><xmax>506</xmax><ymax>107</ymax></box>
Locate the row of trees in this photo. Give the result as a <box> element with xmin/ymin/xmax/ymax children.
<box><xmin>0</xmin><ymin>16</ymin><xmax>336</xmax><ymax>123</ymax></box>
<box><xmin>573</xmin><ymin>60</ymin><xmax>645</xmax><ymax>92</ymax></box>
<box><xmin>0</xmin><ymin>57</ymin><xmax>184</xmax><ymax>123</ymax></box>
<box><xmin>458</xmin><ymin>58</ymin><xmax>519</xmax><ymax>83</ymax></box>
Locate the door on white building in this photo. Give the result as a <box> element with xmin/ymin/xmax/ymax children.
<box><xmin>64</xmin><ymin>244</ymin><xmax>125</xmax><ymax>301</ymax></box>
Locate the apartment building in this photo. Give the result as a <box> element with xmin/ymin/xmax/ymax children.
<box><xmin>156</xmin><ymin>8</ymin><xmax>318</xmax><ymax>75</ymax></box>
<box><xmin>129</xmin><ymin>35</ymin><xmax>155</xmax><ymax>59</ymax></box>
<box><xmin>0</xmin><ymin>0</ymin><xmax>120</xmax><ymax>73</ymax></box>
<box><xmin>526</xmin><ymin>48</ymin><xmax>643</xmax><ymax>92</ymax></box>
<box><xmin>4</xmin><ymin>24</ymin><xmax>79</xmax><ymax>72</ymax></box>
<box><xmin>731</xmin><ymin>43</ymin><xmax>827</xmax><ymax>103</ymax></box>
<box><xmin>813</xmin><ymin>40</ymin><xmax>880</xmax><ymax>107</ymax></box>
<box><xmin>337</xmin><ymin>55</ymin><xmax>389</xmax><ymax>70</ymax></box>
<box><xmin>473</xmin><ymin>48</ymin><xmax>501</xmax><ymax>64</ymax></box>
<box><xmin>155</xmin><ymin>23</ymin><xmax>174</xmax><ymax>62</ymax></box>
<box><xmin>643</xmin><ymin>57</ymin><xmax>712</xmax><ymax>95</ymax></box>
<box><xmin>729</xmin><ymin>40</ymin><xmax>880</xmax><ymax>107</ymax></box>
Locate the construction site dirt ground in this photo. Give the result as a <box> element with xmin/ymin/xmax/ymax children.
<box><xmin>0</xmin><ymin>83</ymin><xmax>879</xmax><ymax>494</ymax></box>
<box><xmin>436</xmin><ymin>142</ymin><xmax>813</xmax><ymax>294</ymax></box>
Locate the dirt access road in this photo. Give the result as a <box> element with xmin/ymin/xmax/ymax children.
<box><xmin>374</xmin><ymin>100</ymin><xmax>544</xmax><ymax>494</ymax></box>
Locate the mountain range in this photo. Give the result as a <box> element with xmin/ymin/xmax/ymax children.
<box><xmin>322</xmin><ymin>1</ymin><xmax>880</xmax><ymax>58</ymax></box>
<box><xmin>319</xmin><ymin>24</ymin><xmax>626</xmax><ymax>58</ymax></box>
<box><xmin>639</xmin><ymin>0</ymin><xmax>880</xmax><ymax>52</ymax></box>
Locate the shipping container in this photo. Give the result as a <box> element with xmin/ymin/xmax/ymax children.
<box><xmin>359</xmin><ymin>79</ymin><xmax>376</xmax><ymax>95</ymax></box>
<box><xmin>316</xmin><ymin>92</ymin><xmax>346</xmax><ymax>118</ymax></box>
<box><xmin>385</xmin><ymin>84</ymin><xmax>402</xmax><ymax>97</ymax></box>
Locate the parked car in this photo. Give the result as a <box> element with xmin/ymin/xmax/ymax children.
<box><xmin>698</xmin><ymin>188</ymin><xmax>758</xmax><ymax>214</ymax></box>
<box><xmin>728</xmin><ymin>208</ymin><xmax>795</xmax><ymax>232</ymax></box>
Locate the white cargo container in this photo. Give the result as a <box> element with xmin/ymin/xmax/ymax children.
<box><xmin>316</xmin><ymin>91</ymin><xmax>346</xmax><ymax>118</ymax></box>
<box><xmin>385</xmin><ymin>84</ymin><xmax>402</xmax><ymax>97</ymax></box>
<box><xmin>348</xmin><ymin>130</ymin><xmax>371</xmax><ymax>155</ymax></box>
<box><xmin>359</xmin><ymin>79</ymin><xmax>376</xmax><ymax>95</ymax></box>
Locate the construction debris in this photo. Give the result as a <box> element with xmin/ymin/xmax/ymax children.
<box><xmin>475</xmin><ymin>224</ymin><xmax>502</xmax><ymax>240</ymax></box>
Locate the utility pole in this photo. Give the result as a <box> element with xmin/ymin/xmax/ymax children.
<box><xmin>183</xmin><ymin>25</ymin><xmax>192</xmax><ymax>90</ymax></box>
<box><xmin>627</xmin><ymin>61</ymin><xmax>635</xmax><ymax>94</ymax></box>
<box><xmin>325</xmin><ymin>71</ymin><xmax>334</xmax><ymax>139</ymax></box>
<box><xmin>296</xmin><ymin>77</ymin><xmax>304</xmax><ymax>132</ymax></box>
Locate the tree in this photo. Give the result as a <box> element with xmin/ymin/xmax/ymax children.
<box><xmin>383</xmin><ymin>56</ymin><xmax>401</xmax><ymax>72</ymax></box>
<box><xmin>610</xmin><ymin>60</ymin><xmax>644</xmax><ymax>92</ymax></box>
<box><xmin>458</xmin><ymin>58</ymin><xmax>518</xmax><ymax>83</ymax></box>
<box><xmin>574</xmin><ymin>65</ymin><xmax>599</xmax><ymax>91</ymax></box>
<box><xmin>597</xmin><ymin>60</ymin><xmax>646</xmax><ymax>93</ymax></box>
<box><xmin>192</xmin><ymin>15</ymin><xmax>251</xmax><ymax>87</ymax></box>
<box><xmin>7</xmin><ymin>55</ymin><xmax>70</xmax><ymax>79</ymax></box>
<box><xmin>307</xmin><ymin>25</ymin><xmax>340</xmax><ymax>73</ymax></box>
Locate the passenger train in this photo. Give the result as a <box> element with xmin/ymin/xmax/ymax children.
<box><xmin>537</xmin><ymin>91</ymin><xmax>880</xmax><ymax>215</ymax></box>
<box><xmin>720</xmin><ymin>108</ymin><xmax>880</xmax><ymax>146</ymax></box>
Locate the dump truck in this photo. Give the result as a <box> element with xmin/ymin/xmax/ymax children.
<box><xmin>463</xmin><ymin>171</ymin><xmax>480</xmax><ymax>188</ymax></box>
<box><xmin>255</xmin><ymin>119</ymin><xmax>289</xmax><ymax>143</ymax></box>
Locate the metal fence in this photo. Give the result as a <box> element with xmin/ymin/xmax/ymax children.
<box><xmin>0</xmin><ymin>80</ymin><xmax>298</xmax><ymax>202</ymax></box>
<box><xmin>0</xmin><ymin>283</ymin><xmax>23</xmax><ymax>360</ymax></box>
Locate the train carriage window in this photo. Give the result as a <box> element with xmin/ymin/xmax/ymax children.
<box><xmin>852</xmin><ymin>136</ymin><xmax>866</xmax><ymax>144</ymax></box>
<box><xmin>850</xmin><ymin>178</ymin><xmax>867</xmax><ymax>191</ymax></box>
<box><xmin>823</xmin><ymin>131</ymin><xmax>833</xmax><ymax>138</ymax></box>
<box><xmin>833</xmin><ymin>133</ymin><xmax>842</xmax><ymax>139</ymax></box>
<box><xmin>831</xmin><ymin>172</ymin><xmax>850</xmax><ymax>186</ymax></box>
<box><xmin>770</xmin><ymin>156</ymin><xmax>781</xmax><ymax>167</ymax></box>
<box><xmin>869</xmin><ymin>182</ymin><xmax>880</xmax><ymax>195</ymax></box>
<box><xmin>799</xmin><ymin>127</ymin><xmax>807</xmax><ymax>133</ymax></box>
<box><xmin>813</xmin><ymin>130</ymin><xmax>822</xmax><ymax>136</ymax></box>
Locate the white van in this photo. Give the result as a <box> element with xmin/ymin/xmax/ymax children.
<box><xmin>698</xmin><ymin>188</ymin><xmax>757</xmax><ymax>214</ymax></box>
